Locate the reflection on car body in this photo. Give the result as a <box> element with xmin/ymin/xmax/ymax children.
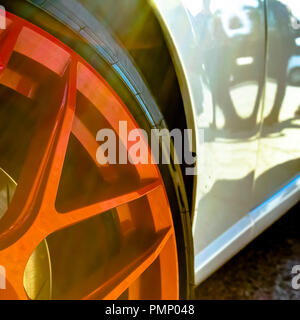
<box><xmin>152</xmin><ymin>0</ymin><xmax>300</xmax><ymax>285</ymax></box>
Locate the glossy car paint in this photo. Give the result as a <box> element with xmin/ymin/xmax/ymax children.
<box><xmin>151</xmin><ymin>0</ymin><xmax>300</xmax><ymax>285</ymax></box>
<box><xmin>254</xmin><ymin>0</ymin><xmax>300</xmax><ymax>205</ymax></box>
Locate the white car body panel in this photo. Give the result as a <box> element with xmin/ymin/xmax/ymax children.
<box><xmin>150</xmin><ymin>0</ymin><xmax>300</xmax><ymax>285</ymax></box>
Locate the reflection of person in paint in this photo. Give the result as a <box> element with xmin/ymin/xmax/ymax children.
<box><xmin>264</xmin><ymin>0</ymin><xmax>297</xmax><ymax>125</ymax></box>
<box><xmin>202</xmin><ymin>0</ymin><xmax>265</xmax><ymax>131</ymax></box>
<box><xmin>193</xmin><ymin>0</ymin><xmax>214</xmax><ymax>118</ymax></box>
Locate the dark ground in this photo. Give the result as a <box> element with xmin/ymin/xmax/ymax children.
<box><xmin>195</xmin><ymin>202</ymin><xmax>300</xmax><ymax>300</ymax></box>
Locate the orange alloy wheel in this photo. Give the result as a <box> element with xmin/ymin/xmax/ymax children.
<box><xmin>0</xmin><ymin>12</ymin><xmax>179</xmax><ymax>300</ymax></box>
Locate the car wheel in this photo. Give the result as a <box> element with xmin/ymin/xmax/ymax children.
<box><xmin>0</xmin><ymin>0</ymin><xmax>193</xmax><ymax>300</ymax></box>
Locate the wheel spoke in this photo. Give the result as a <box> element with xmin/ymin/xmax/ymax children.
<box><xmin>72</xmin><ymin>115</ymin><xmax>119</xmax><ymax>183</ymax></box>
<box><xmin>77</xmin><ymin>62</ymin><xmax>158</xmax><ymax>181</ymax></box>
<box><xmin>59</xmin><ymin>227</ymin><xmax>172</xmax><ymax>300</ymax></box>
<box><xmin>52</xmin><ymin>179</ymin><xmax>161</xmax><ymax>232</ymax></box>
<box><xmin>0</xmin><ymin>20</ymin><xmax>23</xmax><ymax>71</ymax></box>
<box><xmin>0</xmin><ymin>220</ymin><xmax>46</xmax><ymax>299</ymax></box>
<box><xmin>0</xmin><ymin>68</ymin><xmax>37</xmax><ymax>98</ymax></box>
<box><xmin>86</xmin><ymin>228</ymin><xmax>172</xmax><ymax>300</ymax></box>
<box><xmin>0</xmin><ymin>59</ymin><xmax>76</xmax><ymax>245</ymax></box>
<box><xmin>38</xmin><ymin>59</ymin><xmax>77</xmax><ymax>208</ymax></box>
